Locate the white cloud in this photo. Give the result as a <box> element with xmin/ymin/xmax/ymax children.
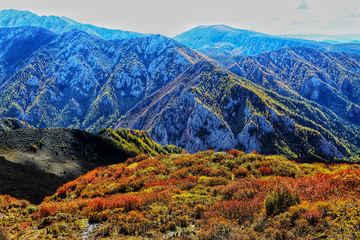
<box><xmin>295</xmin><ymin>0</ymin><xmax>310</xmax><ymax>10</ymax></box>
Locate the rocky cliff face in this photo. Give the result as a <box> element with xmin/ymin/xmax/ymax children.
<box><xmin>149</xmin><ymin>90</ymin><xmax>237</xmax><ymax>153</ymax></box>
<box><xmin>115</xmin><ymin>62</ymin><xmax>356</xmax><ymax>159</ymax></box>
<box><xmin>0</xmin><ymin>27</ymin><xmax>205</xmax><ymax>131</ymax></box>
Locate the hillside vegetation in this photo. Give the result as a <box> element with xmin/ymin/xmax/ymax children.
<box><xmin>0</xmin><ymin>127</ymin><xmax>181</xmax><ymax>203</ymax></box>
<box><xmin>0</xmin><ymin>150</ymin><xmax>359</xmax><ymax>239</ymax></box>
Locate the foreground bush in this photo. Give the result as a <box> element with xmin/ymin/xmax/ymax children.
<box><xmin>1</xmin><ymin>150</ymin><xmax>360</xmax><ymax>239</ymax></box>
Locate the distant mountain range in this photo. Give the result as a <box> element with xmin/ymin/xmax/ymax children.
<box><xmin>174</xmin><ymin>25</ymin><xmax>360</xmax><ymax>56</ymax></box>
<box><xmin>0</xmin><ymin>9</ymin><xmax>148</xmax><ymax>39</ymax></box>
<box><xmin>278</xmin><ymin>33</ymin><xmax>360</xmax><ymax>44</ymax></box>
<box><xmin>1</xmin><ymin>10</ymin><xmax>360</xmax><ymax>160</ymax></box>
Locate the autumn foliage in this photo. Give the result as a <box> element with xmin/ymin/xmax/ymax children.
<box><xmin>2</xmin><ymin>150</ymin><xmax>360</xmax><ymax>239</ymax></box>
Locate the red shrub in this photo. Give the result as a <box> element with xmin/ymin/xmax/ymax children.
<box><xmin>113</xmin><ymin>168</ymin><xmax>124</xmax><ymax>179</ymax></box>
<box><xmin>57</xmin><ymin>180</ymin><xmax>78</xmax><ymax>197</ymax></box>
<box><xmin>232</xmin><ymin>168</ymin><xmax>249</xmax><ymax>178</ymax></box>
<box><xmin>107</xmin><ymin>195</ymin><xmax>143</xmax><ymax>212</ymax></box>
<box><xmin>125</xmin><ymin>154</ymin><xmax>149</xmax><ymax>165</ymax></box>
<box><xmin>302</xmin><ymin>209</ymin><xmax>323</xmax><ymax>225</ymax></box>
<box><xmin>86</xmin><ymin>195</ymin><xmax>143</xmax><ymax>213</ymax></box>
<box><xmin>259</xmin><ymin>166</ymin><xmax>272</xmax><ymax>176</ymax></box>
<box><xmin>88</xmin><ymin>197</ymin><xmax>106</xmax><ymax>212</ymax></box>
<box><xmin>228</xmin><ymin>149</ymin><xmax>244</xmax><ymax>156</ymax></box>
<box><xmin>144</xmin><ymin>179</ymin><xmax>181</xmax><ymax>189</ymax></box>
<box><xmin>32</xmin><ymin>205</ymin><xmax>57</xmax><ymax>219</ymax></box>
<box><xmin>208</xmin><ymin>199</ymin><xmax>263</xmax><ymax>224</ymax></box>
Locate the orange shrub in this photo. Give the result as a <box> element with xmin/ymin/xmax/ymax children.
<box><xmin>86</xmin><ymin>195</ymin><xmax>143</xmax><ymax>213</ymax></box>
<box><xmin>228</xmin><ymin>149</ymin><xmax>244</xmax><ymax>156</ymax></box>
<box><xmin>302</xmin><ymin>209</ymin><xmax>323</xmax><ymax>225</ymax></box>
<box><xmin>125</xmin><ymin>154</ymin><xmax>149</xmax><ymax>165</ymax></box>
<box><xmin>259</xmin><ymin>166</ymin><xmax>272</xmax><ymax>176</ymax></box>
<box><xmin>32</xmin><ymin>205</ymin><xmax>57</xmax><ymax>220</ymax></box>
<box><xmin>208</xmin><ymin>199</ymin><xmax>263</xmax><ymax>224</ymax></box>
<box><xmin>232</xmin><ymin>167</ymin><xmax>249</xmax><ymax>178</ymax></box>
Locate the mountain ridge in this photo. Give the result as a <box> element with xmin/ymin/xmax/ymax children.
<box><xmin>115</xmin><ymin>61</ymin><xmax>360</xmax><ymax>159</ymax></box>
<box><xmin>0</xmin><ymin>9</ymin><xmax>148</xmax><ymax>40</ymax></box>
<box><xmin>174</xmin><ymin>25</ymin><xmax>360</xmax><ymax>56</ymax></box>
<box><xmin>0</xmin><ymin>26</ymin><xmax>206</xmax><ymax>132</ymax></box>
<box><xmin>174</xmin><ymin>25</ymin><xmax>329</xmax><ymax>56</ymax></box>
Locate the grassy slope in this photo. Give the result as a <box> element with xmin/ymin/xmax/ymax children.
<box><xmin>0</xmin><ymin>127</ymin><xmax>181</xmax><ymax>204</ymax></box>
<box><xmin>0</xmin><ymin>150</ymin><xmax>359</xmax><ymax>239</ymax></box>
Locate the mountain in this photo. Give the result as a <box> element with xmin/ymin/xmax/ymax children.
<box><xmin>174</xmin><ymin>25</ymin><xmax>328</xmax><ymax>56</ymax></box>
<box><xmin>0</xmin><ymin>117</ymin><xmax>32</xmax><ymax>132</ymax></box>
<box><xmin>0</xmin><ymin>9</ymin><xmax>148</xmax><ymax>39</ymax></box>
<box><xmin>215</xmin><ymin>47</ymin><xmax>360</xmax><ymax>126</ymax></box>
<box><xmin>0</xmin><ymin>27</ymin><xmax>206</xmax><ymax>131</ymax></box>
<box><xmin>0</xmin><ymin>26</ymin><xmax>58</xmax><ymax>79</ymax></box>
<box><xmin>278</xmin><ymin>33</ymin><xmax>360</xmax><ymax>44</ymax></box>
<box><xmin>0</xmin><ymin>127</ymin><xmax>180</xmax><ymax>203</ymax></box>
<box><xmin>115</xmin><ymin>61</ymin><xmax>360</xmax><ymax>160</ymax></box>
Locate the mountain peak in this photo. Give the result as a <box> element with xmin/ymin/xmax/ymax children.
<box><xmin>0</xmin><ymin>9</ymin><xmax>148</xmax><ymax>40</ymax></box>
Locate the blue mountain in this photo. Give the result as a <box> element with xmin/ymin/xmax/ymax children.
<box><xmin>0</xmin><ymin>9</ymin><xmax>148</xmax><ymax>40</ymax></box>
<box><xmin>174</xmin><ymin>25</ymin><xmax>332</xmax><ymax>56</ymax></box>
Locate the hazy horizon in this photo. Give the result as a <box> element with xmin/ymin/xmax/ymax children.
<box><xmin>1</xmin><ymin>0</ymin><xmax>360</xmax><ymax>38</ymax></box>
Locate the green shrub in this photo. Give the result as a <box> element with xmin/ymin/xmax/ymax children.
<box><xmin>265</xmin><ymin>189</ymin><xmax>300</xmax><ymax>216</ymax></box>
<box><xmin>203</xmin><ymin>177</ymin><xmax>229</xmax><ymax>187</ymax></box>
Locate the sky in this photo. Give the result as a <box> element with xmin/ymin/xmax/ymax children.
<box><xmin>1</xmin><ymin>0</ymin><xmax>360</xmax><ymax>37</ymax></box>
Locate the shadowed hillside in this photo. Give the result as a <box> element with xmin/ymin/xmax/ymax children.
<box><xmin>0</xmin><ymin>127</ymin><xmax>181</xmax><ymax>203</ymax></box>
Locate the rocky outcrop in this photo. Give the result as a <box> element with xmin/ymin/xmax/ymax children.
<box><xmin>317</xmin><ymin>135</ymin><xmax>344</xmax><ymax>159</ymax></box>
<box><xmin>150</xmin><ymin>90</ymin><xmax>237</xmax><ymax>153</ymax></box>
<box><xmin>185</xmin><ymin>101</ymin><xmax>237</xmax><ymax>153</ymax></box>
<box><xmin>237</xmin><ymin>109</ymin><xmax>275</xmax><ymax>153</ymax></box>
<box><xmin>300</xmin><ymin>76</ymin><xmax>332</xmax><ymax>101</ymax></box>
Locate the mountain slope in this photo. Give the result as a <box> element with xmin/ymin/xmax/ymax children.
<box><xmin>0</xmin><ymin>117</ymin><xmax>32</xmax><ymax>133</ymax></box>
<box><xmin>0</xmin><ymin>27</ymin><xmax>58</xmax><ymax>80</ymax></box>
<box><xmin>221</xmin><ymin>46</ymin><xmax>360</xmax><ymax>125</ymax></box>
<box><xmin>116</xmin><ymin>61</ymin><xmax>360</xmax><ymax>160</ymax></box>
<box><xmin>0</xmin><ymin>9</ymin><xmax>148</xmax><ymax>39</ymax></box>
<box><xmin>0</xmin><ymin>127</ymin><xmax>179</xmax><ymax>203</ymax></box>
<box><xmin>0</xmin><ymin>27</ymin><xmax>206</xmax><ymax>131</ymax></box>
<box><xmin>174</xmin><ymin>25</ymin><xmax>328</xmax><ymax>56</ymax></box>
